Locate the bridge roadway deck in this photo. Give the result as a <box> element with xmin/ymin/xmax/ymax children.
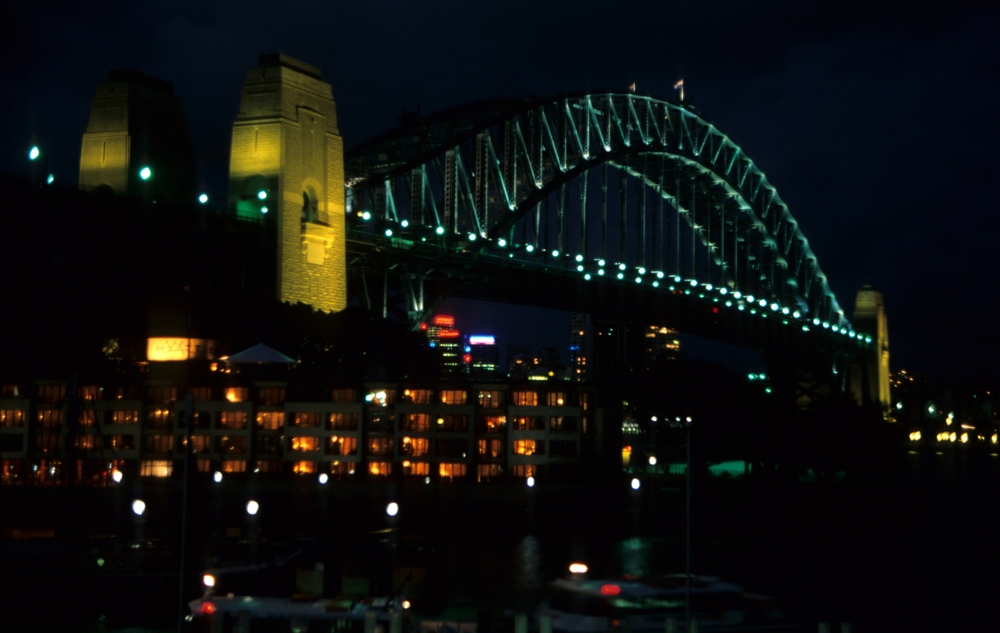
<box><xmin>346</xmin><ymin>234</ymin><xmax>868</xmax><ymax>374</ymax></box>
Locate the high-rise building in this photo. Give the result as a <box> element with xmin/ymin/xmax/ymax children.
<box><xmin>645</xmin><ymin>325</ymin><xmax>680</xmax><ymax>366</ymax></box>
<box><xmin>570</xmin><ymin>313</ymin><xmax>589</xmax><ymax>381</ymax></box>
<box><xmin>425</xmin><ymin>314</ymin><xmax>462</xmax><ymax>374</ymax></box>
<box><xmin>464</xmin><ymin>335</ymin><xmax>500</xmax><ymax>376</ymax></box>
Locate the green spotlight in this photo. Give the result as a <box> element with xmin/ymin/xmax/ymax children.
<box><xmin>257</xmin><ymin>190</ymin><xmax>267</xmax><ymax>200</ymax></box>
<box><xmin>29</xmin><ymin>146</ymin><xmax>40</xmax><ymax>160</ymax></box>
<box><xmin>46</xmin><ymin>174</ymin><xmax>54</xmax><ymax>184</ymax></box>
<box><xmin>198</xmin><ymin>194</ymin><xmax>209</xmax><ymax>204</ymax></box>
<box><xmin>139</xmin><ymin>167</ymin><xmax>152</xmax><ymax>180</ymax></box>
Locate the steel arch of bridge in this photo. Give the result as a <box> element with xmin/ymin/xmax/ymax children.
<box><xmin>345</xmin><ymin>92</ymin><xmax>853</xmax><ymax>332</ymax></box>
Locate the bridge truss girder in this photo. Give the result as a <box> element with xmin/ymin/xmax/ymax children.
<box><xmin>346</xmin><ymin>93</ymin><xmax>848</xmax><ymax>327</ymax></box>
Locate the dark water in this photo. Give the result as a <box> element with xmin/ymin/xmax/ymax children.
<box><xmin>4</xmin><ymin>449</ymin><xmax>998</xmax><ymax>633</ymax></box>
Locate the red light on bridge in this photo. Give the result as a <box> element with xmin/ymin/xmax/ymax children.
<box><xmin>433</xmin><ymin>315</ymin><xmax>455</xmax><ymax>327</ymax></box>
<box><xmin>712</xmin><ymin>307</ymin><xmax>719</xmax><ymax>314</ymax></box>
<box><xmin>600</xmin><ymin>584</ymin><xmax>621</xmax><ymax>595</ymax></box>
<box><xmin>463</xmin><ymin>354</ymin><xmax>472</xmax><ymax>363</ymax></box>
<box><xmin>201</xmin><ymin>602</ymin><xmax>216</xmax><ymax>614</ymax></box>
<box><xmin>420</xmin><ymin>323</ymin><xmax>428</xmax><ymax>331</ymax></box>
<box><xmin>438</xmin><ymin>329</ymin><xmax>460</xmax><ymax>339</ymax></box>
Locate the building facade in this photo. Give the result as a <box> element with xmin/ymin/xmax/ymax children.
<box><xmin>0</xmin><ymin>374</ymin><xmax>594</xmax><ymax>486</ymax></box>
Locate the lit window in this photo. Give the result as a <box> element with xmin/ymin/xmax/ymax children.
<box><xmin>74</xmin><ymin>435</ymin><xmax>97</xmax><ymax>450</ymax></box>
<box><xmin>478</xmin><ymin>390</ymin><xmax>503</xmax><ymax>408</ymax></box>
<box><xmin>480</xmin><ymin>415</ymin><xmax>506</xmax><ymax>433</ymax></box>
<box><xmin>219</xmin><ymin>411</ymin><xmax>248</xmax><ymax>429</ymax></box>
<box><xmin>110</xmin><ymin>410</ymin><xmax>139</xmax><ymax>425</ymax></box>
<box><xmin>440</xmin><ymin>390</ymin><xmax>467</xmax><ymax>405</ymax></box>
<box><xmin>368</xmin><ymin>437</ymin><xmax>393</xmax><ymax>455</ymax></box>
<box><xmin>546</xmin><ymin>392</ymin><xmax>566</xmax><ymax>406</ymax></box>
<box><xmin>511</xmin><ymin>464</ymin><xmax>535</xmax><ymax>478</ymax></box>
<box><xmin>328</xmin><ymin>436</ymin><xmax>358</xmax><ymax>456</ymax></box>
<box><xmin>36</xmin><ymin>410</ymin><xmax>63</xmax><ymax>427</ymax></box>
<box><xmin>512</xmin><ymin>416</ymin><xmax>543</xmax><ymax>431</ymax></box>
<box><xmin>140</xmin><ymin>460</ymin><xmax>172</xmax><ymax>478</ymax></box>
<box><xmin>478</xmin><ymin>438</ymin><xmax>502</xmax><ymax>458</ymax></box>
<box><xmin>512</xmin><ymin>391</ymin><xmax>538</xmax><ymax>406</ymax></box>
<box><xmin>514</xmin><ymin>440</ymin><xmax>537</xmax><ymax>455</ymax></box>
<box><xmin>147</xmin><ymin>409</ymin><xmax>172</xmax><ymax>428</ymax></box>
<box><xmin>402</xmin><ymin>413</ymin><xmax>430</xmax><ymax>432</ymax></box>
<box><xmin>330</xmin><ymin>461</ymin><xmax>356</xmax><ymax>476</ymax></box>
<box><xmin>477</xmin><ymin>464</ymin><xmax>502</xmax><ymax>482</ymax></box>
<box><xmin>368</xmin><ymin>462</ymin><xmax>391</xmax><ymax>477</ymax></box>
<box><xmin>293</xmin><ymin>461</ymin><xmax>315</xmax><ymax>474</ymax></box>
<box><xmin>78</xmin><ymin>386</ymin><xmax>102</xmax><ymax>400</ymax></box>
<box><xmin>365</xmin><ymin>389</ymin><xmax>394</xmax><ymax>406</ymax></box>
<box><xmin>329</xmin><ymin>413</ymin><xmax>358</xmax><ymax>430</ymax></box>
<box><xmin>291</xmin><ymin>436</ymin><xmax>320</xmax><ymax>452</ymax></box>
<box><xmin>402</xmin><ymin>461</ymin><xmax>429</xmax><ymax>476</ymax></box>
<box><xmin>1</xmin><ymin>410</ymin><xmax>26</xmax><ymax>427</ymax></box>
<box><xmin>224</xmin><ymin>387</ymin><xmax>247</xmax><ymax>403</ymax></box>
<box><xmin>256</xmin><ymin>411</ymin><xmax>284</xmax><ymax>430</ymax></box>
<box><xmin>220</xmin><ymin>436</ymin><xmax>246</xmax><ymax>453</ymax></box>
<box><xmin>439</xmin><ymin>463</ymin><xmax>466</xmax><ymax>480</ymax></box>
<box><xmin>403</xmin><ymin>389</ymin><xmax>433</xmax><ymax>404</ymax></box>
<box><xmin>37</xmin><ymin>385</ymin><xmax>66</xmax><ymax>404</ymax></box>
<box><xmin>401</xmin><ymin>436</ymin><xmax>429</xmax><ymax>456</ymax></box>
<box><xmin>293</xmin><ymin>412</ymin><xmax>321</xmax><ymax>427</ymax></box>
<box><xmin>190</xmin><ymin>435</ymin><xmax>210</xmax><ymax>453</ymax></box>
<box><xmin>222</xmin><ymin>459</ymin><xmax>247</xmax><ymax>473</ymax></box>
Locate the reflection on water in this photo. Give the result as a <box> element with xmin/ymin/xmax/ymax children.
<box><xmin>514</xmin><ymin>534</ymin><xmax>543</xmax><ymax>591</ymax></box>
<box><xmin>617</xmin><ymin>537</ymin><xmax>651</xmax><ymax>577</ymax></box>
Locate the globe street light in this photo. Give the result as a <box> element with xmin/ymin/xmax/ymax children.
<box><xmin>386</xmin><ymin>502</ymin><xmax>399</xmax><ymax>517</ymax></box>
<box><xmin>111</xmin><ymin>469</ymin><xmax>123</xmax><ymax>483</ymax></box>
<box><xmin>139</xmin><ymin>166</ymin><xmax>152</xmax><ymax>181</ymax></box>
<box><xmin>213</xmin><ymin>471</ymin><xmax>223</xmax><ymax>483</ymax></box>
<box><xmin>131</xmin><ymin>499</ymin><xmax>146</xmax><ymax>516</ymax></box>
<box><xmin>246</xmin><ymin>500</ymin><xmax>259</xmax><ymax>516</ymax></box>
<box><xmin>631</xmin><ymin>478</ymin><xmax>641</xmax><ymax>490</ymax></box>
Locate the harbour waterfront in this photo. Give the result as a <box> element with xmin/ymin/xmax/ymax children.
<box><xmin>3</xmin><ymin>447</ymin><xmax>997</xmax><ymax>633</ymax></box>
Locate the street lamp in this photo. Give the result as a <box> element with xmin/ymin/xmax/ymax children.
<box><xmin>139</xmin><ymin>166</ymin><xmax>152</xmax><ymax>181</ymax></box>
<box><xmin>213</xmin><ymin>471</ymin><xmax>223</xmax><ymax>483</ymax></box>
<box><xmin>111</xmin><ymin>469</ymin><xmax>123</xmax><ymax>483</ymax></box>
<box><xmin>631</xmin><ymin>478</ymin><xmax>641</xmax><ymax>490</ymax></box>
<box><xmin>386</xmin><ymin>502</ymin><xmax>399</xmax><ymax>517</ymax></box>
<box><xmin>29</xmin><ymin>146</ymin><xmax>40</xmax><ymax>160</ymax></box>
<box><xmin>198</xmin><ymin>193</ymin><xmax>209</xmax><ymax>204</ymax></box>
<box><xmin>246</xmin><ymin>500</ymin><xmax>259</xmax><ymax>516</ymax></box>
<box><xmin>318</xmin><ymin>473</ymin><xmax>329</xmax><ymax>484</ymax></box>
<box><xmin>131</xmin><ymin>499</ymin><xmax>146</xmax><ymax>516</ymax></box>
<box><xmin>526</xmin><ymin>476</ymin><xmax>535</xmax><ymax>488</ymax></box>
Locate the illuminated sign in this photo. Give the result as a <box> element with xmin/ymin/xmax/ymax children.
<box><xmin>437</xmin><ymin>329</ymin><xmax>460</xmax><ymax>339</ymax></box>
<box><xmin>468</xmin><ymin>335</ymin><xmax>495</xmax><ymax>345</ymax></box>
<box><xmin>433</xmin><ymin>315</ymin><xmax>455</xmax><ymax>327</ymax></box>
<box><xmin>147</xmin><ymin>338</ymin><xmax>216</xmax><ymax>361</ymax></box>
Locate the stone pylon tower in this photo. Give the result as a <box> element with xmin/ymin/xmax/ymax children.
<box><xmin>79</xmin><ymin>69</ymin><xmax>194</xmax><ymax>202</ymax></box>
<box><xmin>851</xmin><ymin>286</ymin><xmax>891</xmax><ymax>413</ymax></box>
<box><xmin>228</xmin><ymin>54</ymin><xmax>346</xmax><ymax>313</ymax></box>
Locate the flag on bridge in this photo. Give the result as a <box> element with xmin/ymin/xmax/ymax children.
<box><xmin>674</xmin><ymin>79</ymin><xmax>684</xmax><ymax>101</ymax></box>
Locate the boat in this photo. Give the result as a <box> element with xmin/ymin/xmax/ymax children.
<box><xmin>536</xmin><ymin>574</ymin><xmax>782</xmax><ymax>632</ymax></box>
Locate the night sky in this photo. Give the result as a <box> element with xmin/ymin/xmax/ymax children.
<box><xmin>3</xmin><ymin>0</ymin><xmax>997</xmax><ymax>382</ymax></box>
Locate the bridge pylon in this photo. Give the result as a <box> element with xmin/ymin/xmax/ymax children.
<box><xmin>228</xmin><ymin>54</ymin><xmax>347</xmax><ymax>313</ymax></box>
<box><xmin>850</xmin><ymin>286</ymin><xmax>891</xmax><ymax>416</ymax></box>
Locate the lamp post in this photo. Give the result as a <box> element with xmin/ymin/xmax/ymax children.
<box><xmin>685</xmin><ymin>416</ymin><xmax>692</xmax><ymax>631</ymax></box>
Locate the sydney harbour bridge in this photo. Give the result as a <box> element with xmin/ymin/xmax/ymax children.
<box><xmin>341</xmin><ymin>93</ymin><xmax>886</xmax><ymax>409</ymax></box>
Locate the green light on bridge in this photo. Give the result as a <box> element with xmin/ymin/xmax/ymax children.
<box><xmin>435</xmin><ymin>226</ymin><xmax>445</xmax><ymax>235</ymax></box>
<box><xmin>597</xmin><ymin>269</ymin><xmax>605</xmax><ymax>276</ymax></box>
<box><xmin>584</xmin><ymin>273</ymin><xmax>592</xmax><ymax>280</ymax></box>
<box><xmin>575</xmin><ymin>254</ymin><xmax>583</xmax><ymax>262</ymax></box>
<box><xmin>401</xmin><ymin>220</ymin><xmax>409</xmax><ymax>228</ymax></box>
<box><xmin>498</xmin><ymin>238</ymin><xmax>507</xmax><ymax>247</ymax></box>
<box><xmin>385</xmin><ymin>229</ymin><xmax>393</xmax><ymax>237</ymax></box>
<box><xmin>616</xmin><ymin>273</ymin><xmax>625</xmax><ymax>280</ymax></box>
<box><xmin>598</xmin><ymin>259</ymin><xmax>606</xmax><ymax>267</ymax></box>
<box><xmin>652</xmin><ymin>281</ymin><xmax>659</xmax><ymax>287</ymax></box>
<box><xmin>635</xmin><ymin>277</ymin><xmax>642</xmax><ymax>283</ymax></box>
<box><xmin>362</xmin><ymin>211</ymin><xmax>371</xmax><ymax>220</ymax></box>
<box><xmin>526</xmin><ymin>244</ymin><xmax>534</xmax><ymax>252</ymax></box>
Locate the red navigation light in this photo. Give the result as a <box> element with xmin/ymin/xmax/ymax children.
<box><xmin>420</xmin><ymin>323</ymin><xmax>428</xmax><ymax>331</ymax></box>
<box><xmin>438</xmin><ymin>329</ymin><xmax>460</xmax><ymax>339</ymax></box>
<box><xmin>600</xmin><ymin>584</ymin><xmax>621</xmax><ymax>595</ymax></box>
<box><xmin>201</xmin><ymin>602</ymin><xmax>216</xmax><ymax>614</ymax></box>
<box><xmin>463</xmin><ymin>354</ymin><xmax>472</xmax><ymax>363</ymax></box>
<box><xmin>712</xmin><ymin>307</ymin><xmax>719</xmax><ymax>314</ymax></box>
<box><xmin>433</xmin><ymin>315</ymin><xmax>455</xmax><ymax>327</ymax></box>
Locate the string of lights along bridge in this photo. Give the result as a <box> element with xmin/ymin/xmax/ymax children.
<box><xmin>344</xmin><ymin>91</ymin><xmax>873</xmax><ymax>346</ymax></box>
